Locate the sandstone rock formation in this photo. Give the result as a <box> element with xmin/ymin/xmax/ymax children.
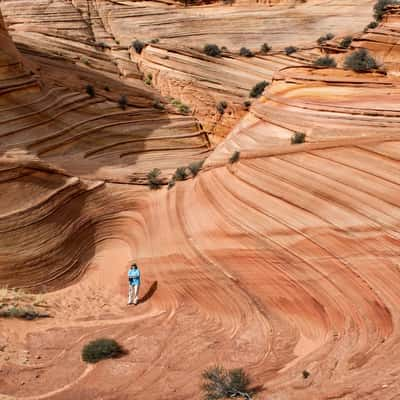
<box><xmin>1</xmin><ymin>1</ymin><xmax>400</xmax><ymax>400</ymax></box>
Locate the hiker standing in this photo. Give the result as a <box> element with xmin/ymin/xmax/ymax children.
<box><xmin>128</xmin><ymin>263</ymin><xmax>141</xmax><ymax>305</ymax></box>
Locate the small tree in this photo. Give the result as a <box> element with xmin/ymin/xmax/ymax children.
<box><xmin>216</xmin><ymin>100</ymin><xmax>228</xmax><ymax>114</ymax></box>
<box><xmin>82</xmin><ymin>338</ymin><xmax>123</xmax><ymax>363</ymax></box>
<box><xmin>339</xmin><ymin>36</ymin><xmax>353</xmax><ymax>49</ymax></box>
<box><xmin>314</xmin><ymin>55</ymin><xmax>337</xmax><ymax>68</ymax></box>
<box><xmin>86</xmin><ymin>84</ymin><xmax>95</xmax><ymax>97</ymax></box>
<box><xmin>344</xmin><ymin>49</ymin><xmax>377</xmax><ymax>72</ymax></box>
<box><xmin>188</xmin><ymin>159</ymin><xmax>205</xmax><ymax>176</ymax></box>
<box><xmin>229</xmin><ymin>150</ymin><xmax>240</xmax><ymax>164</ymax></box>
<box><xmin>202</xmin><ymin>366</ymin><xmax>252</xmax><ymax>400</ymax></box>
<box><xmin>249</xmin><ymin>81</ymin><xmax>268</xmax><ymax>98</ymax></box>
<box><xmin>204</xmin><ymin>44</ymin><xmax>221</xmax><ymax>57</ymax></box>
<box><xmin>174</xmin><ymin>167</ymin><xmax>189</xmax><ymax>181</ymax></box>
<box><xmin>285</xmin><ymin>46</ymin><xmax>298</xmax><ymax>55</ymax></box>
<box><xmin>261</xmin><ymin>43</ymin><xmax>271</xmax><ymax>53</ymax></box>
<box><xmin>291</xmin><ymin>132</ymin><xmax>306</xmax><ymax>144</ymax></box>
<box><xmin>239</xmin><ymin>47</ymin><xmax>254</xmax><ymax>57</ymax></box>
<box><xmin>118</xmin><ymin>95</ymin><xmax>128</xmax><ymax>110</ymax></box>
<box><xmin>374</xmin><ymin>0</ymin><xmax>398</xmax><ymax>21</ymax></box>
<box><xmin>147</xmin><ymin>168</ymin><xmax>163</xmax><ymax>189</ymax></box>
<box><xmin>132</xmin><ymin>39</ymin><xmax>145</xmax><ymax>54</ymax></box>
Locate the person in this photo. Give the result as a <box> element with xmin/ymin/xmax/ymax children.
<box><xmin>128</xmin><ymin>263</ymin><xmax>141</xmax><ymax>305</ymax></box>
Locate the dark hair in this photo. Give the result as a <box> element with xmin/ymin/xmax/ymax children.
<box><xmin>131</xmin><ymin>263</ymin><xmax>138</xmax><ymax>268</ymax></box>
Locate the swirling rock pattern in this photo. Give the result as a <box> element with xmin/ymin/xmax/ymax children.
<box><xmin>0</xmin><ymin>2</ymin><xmax>400</xmax><ymax>400</ymax></box>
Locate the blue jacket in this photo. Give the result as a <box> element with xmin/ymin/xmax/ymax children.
<box><xmin>128</xmin><ymin>268</ymin><xmax>140</xmax><ymax>285</ymax></box>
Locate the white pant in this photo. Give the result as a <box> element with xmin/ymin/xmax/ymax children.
<box><xmin>128</xmin><ymin>284</ymin><xmax>140</xmax><ymax>304</ymax></box>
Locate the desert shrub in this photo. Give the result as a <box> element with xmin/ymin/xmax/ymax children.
<box><xmin>344</xmin><ymin>48</ymin><xmax>377</xmax><ymax>72</ymax></box>
<box><xmin>302</xmin><ymin>370</ymin><xmax>310</xmax><ymax>379</ymax></box>
<box><xmin>339</xmin><ymin>36</ymin><xmax>353</xmax><ymax>49</ymax></box>
<box><xmin>167</xmin><ymin>179</ymin><xmax>176</xmax><ymax>190</ymax></box>
<box><xmin>374</xmin><ymin>0</ymin><xmax>398</xmax><ymax>21</ymax></box>
<box><xmin>202</xmin><ymin>366</ymin><xmax>251</xmax><ymax>400</ymax></box>
<box><xmin>317</xmin><ymin>33</ymin><xmax>335</xmax><ymax>45</ymax></box>
<box><xmin>229</xmin><ymin>150</ymin><xmax>240</xmax><ymax>164</ymax></box>
<box><xmin>147</xmin><ymin>168</ymin><xmax>163</xmax><ymax>189</ymax></box>
<box><xmin>291</xmin><ymin>132</ymin><xmax>306</xmax><ymax>144</ymax></box>
<box><xmin>216</xmin><ymin>100</ymin><xmax>228</xmax><ymax>114</ymax></box>
<box><xmin>132</xmin><ymin>39</ymin><xmax>145</xmax><ymax>54</ymax></box>
<box><xmin>150</xmin><ymin>38</ymin><xmax>160</xmax><ymax>44</ymax></box>
<box><xmin>153</xmin><ymin>100</ymin><xmax>165</xmax><ymax>110</ymax></box>
<box><xmin>249</xmin><ymin>80</ymin><xmax>268</xmax><ymax>98</ymax></box>
<box><xmin>178</xmin><ymin>104</ymin><xmax>190</xmax><ymax>114</ymax></box>
<box><xmin>365</xmin><ymin>21</ymin><xmax>379</xmax><ymax>31</ymax></box>
<box><xmin>118</xmin><ymin>95</ymin><xmax>128</xmax><ymax>110</ymax></box>
<box><xmin>81</xmin><ymin>56</ymin><xmax>89</xmax><ymax>65</ymax></box>
<box><xmin>285</xmin><ymin>46</ymin><xmax>298</xmax><ymax>55</ymax></box>
<box><xmin>204</xmin><ymin>44</ymin><xmax>221</xmax><ymax>57</ymax></box>
<box><xmin>173</xmin><ymin>167</ymin><xmax>188</xmax><ymax>181</ymax></box>
<box><xmin>96</xmin><ymin>42</ymin><xmax>111</xmax><ymax>49</ymax></box>
<box><xmin>243</xmin><ymin>100</ymin><xmax>251</xmax><ymax>109</ymax></box>
<box><xmin>86</xmin><ymin>84</ymin><xmax>95</xmax><ymax>97</ymax></box>
<box><xmin>221</xmin><ymin>46</ymin><xmax>228</xmax><ymax>52</ymax></box>
<box><xmin>188</xmin><ymin>159</ymin><xmax>205</xmax><ymax>176</ymax></box>
<box><xmin>314</xmin><ymin>55</ymin><xmax>337</xmax><ymax>68</ymax></box>
<box><xmin>261</xmin><ymin>43</ymin><xmax>271</xmax><ymax>53</ymax></box>
<box><xmin>0</xmin><ymin>306</ymin><xmax>49</xmax><ymax>320</ymax></box>
<box><xmin>82</xmin><ymin>338</ymin><xmax>123</xmax><ymax>363</ymax></box>
<box><xmin>239</xmin><ymin>47</ymin><xmax>254</xmax><ymax>57</ymax></box>
<box><xmin>144</xmin><ymin>73</ymin><xmax>153</xmax><ymax>85</ymax></box>
<box><xmin>104</xmin><ymin>86</ymin><xmax>110</xmax><ymax>92</ymax></box>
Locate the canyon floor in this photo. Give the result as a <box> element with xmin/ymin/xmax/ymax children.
<box><xmin>0</xmin><ymin>1</ymin><xmax>400</xmax><ymax>400</ymax></box>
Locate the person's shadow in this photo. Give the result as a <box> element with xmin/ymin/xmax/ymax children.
<box><xmin>138</xmin><ymin>281</ymin><xmax>158</xmax><ymax>304</ymax></box>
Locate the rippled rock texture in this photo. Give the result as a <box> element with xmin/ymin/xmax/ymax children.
<box><xmin>1</xmin><ymin>1</ymin><xmax>400</xmax><ymax>400</ymax></box>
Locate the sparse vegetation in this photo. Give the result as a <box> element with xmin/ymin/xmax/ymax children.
<box><xmin>239</xmin><ymin>47</ymin><xmax>254</xmax><ymax>57</ymax></box>
<box><xmin>314</xmin><ymin>55</ymin><xmax>337</xmax><ymax>68</ymax></box>
<box><xmin>147</xmin><ymin>168</ymin><xmax>163</xmax><ymax>190</ymax></box>
<box><xmin>153</xmin><ymin>100</ymin><xmax>165</xmax><ymax>110</ymax></box>
<box><xmin>173</xmin><ymin>167</ymin><xmax>189</xmax><ymax>181</ymax></box>
<box><xmin>344</xmin><ymin>48</ymin><xmax>377</xmax><ymax>72</ymax></box>
<box><xmin>81</xmin><ymin>56</ymin><xmax>89</xmax><ymax>65</ymax></box>
<box><xmin>229</xmin><ymin>150</ymin><xmax>240</xmax><ymax>164</ymax></box>
<box><xmin>285</xmin><ymin>46</ymin><xmax>298</xmax><ymax>55</ymax></box>
<box><xmin>171</xmin><ymin>99</ymin><xmax>190</xmax><ymax>114</ymax></box>
<box><xmin>86</xmin><ymin>84</ymin><xmax>95</xmax><ymax>97</ymax></box>
<box><xmin>243</xmin><ymin>100</ymin><xmax>251</xmax><ymax>109</ymax></box>
<box><xmin>132</xmin><ymin>39</ymin><xmax>145</xmax><ymax>54</ymax></box>
<box><xmin>339</xmin><ymin>36</ymin><xmax>353</xmax><ymax>49</ymax></box>
<box><xmin>150</xmin><ymin>38</ymin><xmax>160</xmax><ymax>44</ymax></box>
<box><xmin>167</xmin><ymin>178</ymin><xmax>176</xmax><ymax>190</ymax></box>
<box><xmin>118</xmin><ymin>95</ymin><xmax>128</xmax><ymax>110</ymax></box>
<box><xmin>302</xmin><ymin>370</ymin><xmax>310</xmax><ymax>379</ymax></box>
<box><xmin>318</xmin><ymin>32</ymin><xmax>335</xmax><ymax>45</ymax></box>
<box><xmin>365</xmin><ymin>21</ymin><xmax>379</xmax><ymax>31</ymax></box>
<box><xmin>374</xmin><ymin>0</ymin><xmax>398</xmax><ymax>21</ymax></box>
<box><xmin>82</xmin><ymin>338</ymin><xmax>123</xmax><ymax>364</ymax></box>
<box><xmin>144</xmin><ymin>73</ymin><xmax>153</xmax><ymax>85</ymax></box>
<box><xmin>202</xmin><ymin>366</ymin><xmax>252</xmax><ymax>400</ymax></box>
<box><xmin>221</xmin><ymin>46</ymin><xmax>228</xmax><ymax>52</ymax></box>
<box><xmin>188</xmin><ymin>159</ymin><xmax>205</xmax><ymax>176</ymax></box>
<box><xmin>291</xmin><ymin>132</ymin><xmax>306</xmax><ymax>144</ymax></box>
<box><xmin>96</xmin><ymin>42</ymin><xmax>111</xmax><ymax>50</ymax></box>
<box><xmin>204</xmin><ymin>44</ymin><xmax>221</xmax><ymax>57</ymax></box>
<box><xmin>261</xmin><ymin>43</ymin><xmax>271</xmax><ymax>53</ymax></box>
<box><xmin>0</xmin><ymin>306</ymin><xmax>49</xmax><ymax>320</ymax></box>
<box><xmin>249</xmin><ymin>81</ymin><xmax>268</xmax><ymax>98</ymax></box>
<box><xmin>216</xmin><ymin>100</ymin><xmax>228</xmax><ymax>114</ymax></box>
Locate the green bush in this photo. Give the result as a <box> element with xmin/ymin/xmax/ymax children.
<box><xmin>118</xmin><ymin>95</ymin><xmax>128</xmax><ymax>110</ymax></box>
<box><xmin>188</xmin><ymin>159</ymin><xmax>205</xmax><ymax>176</ymax></box>
<box><xmin>365</xmin><ymin>21</ymin><xmax>379</xmax><ymax>31</ymax></box>
<box><xmin>150</xmin><ymin>38</ymin><xmax>160</xmax><ymax>44</ymax></box>
<box><xmin>86</xmin><ymin>85</ymin><xmax>95</xmax><ymax>97</ymax></box>
<box><xmin>178</xmin><ymin>103</ymin><xmax>190</xmax><ymax>114</ymax></box>
<box><xmin>374</xmin><ymin>0</ymin><xmax>398</xmax><ymax>21</ymax></box>
<box><xmin>82</xmin><ymin>338</ymin><xmax>123</xmax><ymax>363</ymax></box>
<box><xmin>229</xmin><ymin>150</ymin><xmax>240</xmax><ymax>164</ymax></box>
<box><xmin>147</xmin><ymin>168</ymin><xmax>163</xmax><ymax>189</ymax></box>
<box><xmin>144</xmin><ymin>73</ymin><xmax>153</xmax><ymax>85</ymax></box>
<box><xmin>291</xmin><ymin>132</ymin><xmax>306</xmax><ymax>144</ymax></box>
<box><xmin>344</xmin><ymin>49</ymin><xmax>377</xmax><ymax>72</ymax></box>
<box><xmin>174</xmin><ymin>167</ymin><xmax>188</xmax><ymax>181</ymax></box>
<box><xmin>339</xmin><ymin>36</ymin><xmax>353</xmax><ymax>49</ymax></box>
<box><xmin>167</xmin><ymin>179</ymin><xmax>176</xmax><ymax>190</ymax></box>
<box><xmin>285</xmin><ymin>46</ymin><xmax>298</xmax><ymax>55</ymax></box>
<box><xmin>0</xmin><ymin>306</ymin><xmax>49</xmax><ymax>320</ymax></box>
<box><xmin>153</xmin><ymin>100</ymin><xmax>165</xmax><ymax>110</ymax></box>
<box><xmin>216</xmin><ymin>100</ymin><xmax>228</xmax><ymax>114</ymax></box>
<box><xmin>249</xmin><ymin>81</ymin><xmax>268</xmax><ymax>98</ymax></box>
<box><xmin>239</xmin><ymin>47</ymin><xmax>254</xmax><ymax>57</ymax></box>
<box><xmin>202</xmin><ymin>366</ymin><xmax>251</xmax><ymax>400</ymax></box>
<box><xmin>132</xmin><ymin>39</ymin><xmax>145</xmax><ymax>54</ymax></box>
<box><xmin>204</xmin><ymin>44</ymin><xmax>221</xmax><ymax>57</ymax></box>
<box><xmin>314</xmin><ymin>55</ymin><xmax>337</xmax><ymax>68</ymax></box>
<box><xmin>317</xmin><ymin>33</ymin><xmax>335</xmax><ymax>45</ymax></box>
<box><xmin>261</xmin><ymin>43</ymin><xmax>271</xmax><ymax>53</ymax></box>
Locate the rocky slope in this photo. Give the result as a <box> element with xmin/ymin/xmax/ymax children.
<box><xmin>1</xmin><ymin>2</ymin><xmax>400</xmax><ymax>400</ymax></box>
